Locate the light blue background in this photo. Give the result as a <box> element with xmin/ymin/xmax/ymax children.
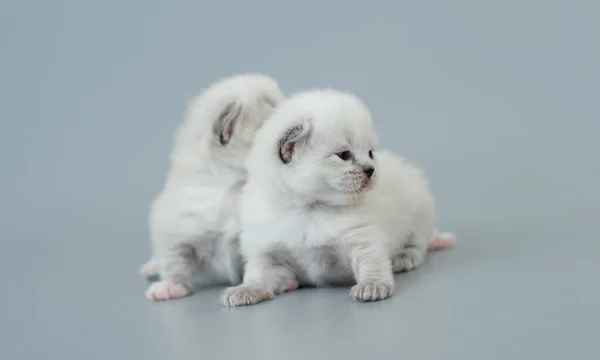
<box><xmin>1</xmin><ymin>1</ymin><xmax>598</xmax><ymax>359</ymax></box>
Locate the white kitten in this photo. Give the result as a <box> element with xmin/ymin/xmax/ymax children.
<box><xmin>221</xmin><ymin>89</ymin><xmax>454</xmax><ymax>306</ymax></box>
<box><xmin>143</xmin><ymin>74</ymin><xmax>285</xmax><ymax>301</ymax></box>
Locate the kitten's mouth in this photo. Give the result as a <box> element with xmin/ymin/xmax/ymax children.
<box><xmin>344</xmin><ymin>173</ymin><xmax>372</xmax><ymax>193</ymax></box>
<box><xmin>343</xmin><ymin>179</ymin><xmax>372</xmax><ymax>205</ymax></box>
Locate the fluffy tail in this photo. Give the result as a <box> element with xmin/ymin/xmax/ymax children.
<box><xmin>428</xmin><ymin>228</ymin><xmax>456</xmax><ymax>251</ymax></box>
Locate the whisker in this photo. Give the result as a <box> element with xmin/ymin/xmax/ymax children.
<box><xmin>351</xmin><ymin>176</ymin><xmax>360</xmax><ymax>202</ymax></box>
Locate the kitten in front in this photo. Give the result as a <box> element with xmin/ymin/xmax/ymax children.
<box><xmin>143</xmin><ymin>74</ymin><xmax>285</xmax><ymax>301</ymax></box>
<box><xmin>221</xmin><ymin>89</ymin><xmax>454</xmax><ymax>306</ymax></box>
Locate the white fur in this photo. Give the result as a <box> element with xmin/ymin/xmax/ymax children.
<box><xmin>144</xmin><ymin>74</ymin><xmax>285</xmax><ymax>301</ymax></box>
<box><xmin>222</xmin><ymin>89</ymin><xmax>452</xmax><ymax>306</ymax></box>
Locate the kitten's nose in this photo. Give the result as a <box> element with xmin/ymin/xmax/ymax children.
<box><xmin>363</xmin><ymin>167</ymin><xmax>375</xmax><ymax>178</ymax></box>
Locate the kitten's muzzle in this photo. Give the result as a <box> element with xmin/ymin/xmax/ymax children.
<box><xmin>363</xmin><ymin>167</ymin><xmax>374</xmax><ymax>179</ymax></box>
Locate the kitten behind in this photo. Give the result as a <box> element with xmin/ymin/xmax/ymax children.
<box><xmin>144</xmin><ymin>74</ymin><xmax>285</xmax><ymax>301</ymax></box>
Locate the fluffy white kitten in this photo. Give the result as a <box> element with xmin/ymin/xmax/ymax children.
<box><xmin>143</xmin><ymin>74</ymin><xmax>285</xmax><ymax>301</ymax></box>
<box><xmin>221</xmin><ymin>89</ymin><xmax>454</xmax><ymax>306</ymax></box>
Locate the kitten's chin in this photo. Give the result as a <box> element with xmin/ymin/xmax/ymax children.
<box><xmin>340</xmin><ymin>182</ymin><xmax>375</xmax><ymax>205</ymax></box>
<box><xmin>294</xmin><ymin>181</ymin><xmax>372</xmax><ymax>207</ymax></box>
<box><xmin>343</xmin><ymin>181</ymin><xmax>373</xmax><ymax>195</ymax></box>
<box><xmin>318</xmin><ymin>188</ymin><xmax>368</xmax><ymax>207</ymax></box>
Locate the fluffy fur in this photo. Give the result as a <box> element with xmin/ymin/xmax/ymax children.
<box><xmin>221</xmin><ymin>89</ymin><xmax>454</xmax><ymax>307</ymax></box>
<box><xmin>143</xmin><ymin>74</ymin><xmax>285</xmax><ymax>301</ymax></box>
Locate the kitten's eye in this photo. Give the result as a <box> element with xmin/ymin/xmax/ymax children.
<box><xmin>368</xmin><ymin>150</ymin><xmax>374</xmax><ymax>159</ymax></box>
<box><xmin>336</xmin><ymin>151</ymin><xmax>352</xmax><ymax>161</ymax></box>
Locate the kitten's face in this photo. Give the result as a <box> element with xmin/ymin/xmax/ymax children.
<box><xmin>291</xmin><ymin>133</ymin><xmax>378</xmax><ymax>206</ymax></box>
<box><xmin>274</xmin><ymin>91</ymin><xmax>378</xmax><ymax>206</ymax></box>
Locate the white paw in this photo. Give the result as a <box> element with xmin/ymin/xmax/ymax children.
<box><xmin>350</xmin><ymin>279</ymin><xmax>394</xmax><ymax>302</ymax></box>
<box><xmin>145</xmin><ymin>281</ymin><xmax>192</xmax><ymax>301</ymax></box>
<box><xmin>221</xmin><ymin>284</ymin><xmax>273</xmax><ymax>307</ymax></box>
<box><xmin>392</xmin><ymin>253</ymin><xmax>415</xmax><ymax>272</ymax></box>
<box><xmin>140</xmin><ymin>258</ymin><xmax>159</xmax><ymax>278</ymax></box>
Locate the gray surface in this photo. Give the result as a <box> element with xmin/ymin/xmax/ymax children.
<box><xmin>1</xmin><ymin>1</ymin><xmax>599</xmax><ymax>359</ymax></box>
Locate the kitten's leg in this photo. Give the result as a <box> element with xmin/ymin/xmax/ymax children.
<box><xmin>140</xmin><ymin>257</ymin><xmax>159</xmax><ymax>279</ymax></box>
<box><xmin>219</xmin><ymin>233</ymin><xmax>244</xmax><ymax>286</ymax></box>
<box><xmin>221</xmin><ymin>254</ymin><xmax>297</xmax><ymax>307</ymax></box>
<box><xmin>342</xmin><ymin>228</ymin><xmax>395</xmax><ymax>302</ymax></box>
<box><xmin>145</xmin><ymin>238</ymin><xmax>196</xmax><ymax>301</ymax></box>
<box><xmin>393</xmin><ymin>229</ymin><xmax>444</xmax><ymax>273</ymax></box>
<box><xmin>392</xmin><ymin>243</ymin><xmax>427</xmax><ymax>273</ymax></box>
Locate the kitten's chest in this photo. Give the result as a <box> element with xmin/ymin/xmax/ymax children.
<box><xmin>275</xmin><ymin>209</ymin><xmax>344</xmax><ymax>248</ymax></box>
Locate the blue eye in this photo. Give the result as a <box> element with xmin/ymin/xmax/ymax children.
<box><xmin>336</xmin><ymin>151</ymin><xmax>352</xmax><ymax>161</ymax></box>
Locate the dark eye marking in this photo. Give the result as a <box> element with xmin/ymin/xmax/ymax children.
<box><xmin>336</xmin><ymin>151</ymin><xmax>352</xmax><ymax>161</ymax></box>
<box><xmin>368</xmin><ymin>150</ymin><xmax>374</xmax><ymax>159</ymax></box>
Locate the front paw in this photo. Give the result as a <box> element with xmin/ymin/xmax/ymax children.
<box><xmin>145</xmin><ymin>280</ymin><xmax>193</xmax><ymax>301</ymax></box>
<box><xmin>350</xmin><ymin>279</ymin><xmax>394</xmax><ymax>302</ymax></box>
<box><xmin>221</xmin><ymin>284</ymin><xmax>273</xmax><ymax>307</ymax></box>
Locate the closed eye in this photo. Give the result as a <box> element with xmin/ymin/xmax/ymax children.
<box><xmin>336</xmin><ymin>151</ymin><xmax>352</xmax><ymax>161</ymax></box>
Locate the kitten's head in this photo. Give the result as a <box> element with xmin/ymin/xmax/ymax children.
<box><xmin>173</xmin><ymin>73</ymin><xmax>285</xmax><ymax>171</ymax></box>
<box><xmin>249</xmin><ymin>89</ymin><xmax>378</xmax><ymax>206</ymax></box>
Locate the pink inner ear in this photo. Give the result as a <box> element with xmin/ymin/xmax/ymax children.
<box><xmin>221</xmin><ymin>121</ymin><xmax>235</xmax><ymax>144</ymax></box>
<box><xmin>282</xmin><ymin>142</ymin><xmax>295</xmax><ymax>162</ymax></box>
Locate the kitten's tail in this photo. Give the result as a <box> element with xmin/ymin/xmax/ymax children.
<box><xmin>428</xmin><ymin>228</ymin><xmax>456</xmax><ymax>251</ymax></box>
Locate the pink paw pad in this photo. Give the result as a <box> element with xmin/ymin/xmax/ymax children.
<box><xmin>286</xmin><ymin>281</ymin><xmax>298</xmax><ymax>292</ymax></box>
<box><xmin>145</xmin><ymin>281</ymin><xmax>192</xmax><ymax>301</ymax></box>
<box><xmin>428</xmin><ymin>232</ymin><xmax>456</xmax><ymax>251</ymax></box>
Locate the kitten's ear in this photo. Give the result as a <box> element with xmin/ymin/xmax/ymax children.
<box><xmin>278</xmin><ymin>121</ymin><xmax>311</xmax><ymax>164</ymax></box>
<box><xmin>215</xmin><ymin>100</ymin><xmax>243</xmax><ymax>145</ymax></box>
